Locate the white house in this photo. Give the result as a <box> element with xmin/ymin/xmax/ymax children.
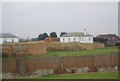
<box><xmin>60</xmin><ymin>32</ymin><xmax>93</xmax><ymax>43</ymax></box>
<box><xmin>0</xmin><ymin>33</ymin><xmax>19</xmax><ymax>44</ymax></box>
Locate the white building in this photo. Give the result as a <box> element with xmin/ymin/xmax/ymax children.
<box><xmin>60</xmin><ymin>32</ymin><xmax>93</xmax><ymax>43</ymax></box>
<box><xmin>0</xmin><ymin>33</ymin><xmax>19</xmax><ymax>44</ymax></box>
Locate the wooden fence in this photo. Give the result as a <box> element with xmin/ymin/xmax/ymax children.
<box><xmin>2</xmin><ymin>54</ymin><xmax>118</xmax><ymax>75</ymax></box>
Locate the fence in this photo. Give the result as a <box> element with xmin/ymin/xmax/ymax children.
<box><xmin>2</xmin><ymin>54</ymin><xmax>118</xmax><ymax>75</ymax></box>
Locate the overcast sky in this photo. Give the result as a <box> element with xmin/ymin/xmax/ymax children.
<box><xmin>2</xmin><ymin>2</ymin><xmax>118</xmax><ymax>38</ymax></box>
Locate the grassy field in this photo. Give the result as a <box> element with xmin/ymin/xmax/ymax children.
<box><xmin>30</xmin><ymin>71</ymin><xmax>118</xmax><ymax>79</ymax></box>
<box><xmin>27</xmin><ymin>46</ymin><xmax>118</xmax><ymax>58</ymax></box>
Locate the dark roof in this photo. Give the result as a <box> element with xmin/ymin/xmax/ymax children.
<box><xmin>61</xmin><ymin>32</ymin><xmax>92</xmax><ymax>37</ymax></box>
<box><xmin>0</xmin><ymin>33</ymin><xmax>18</xmax><ymax>38</ymax></box>
<box><xmin>98</xmin><ymin>34</ymin><xmax>119</xmax><ymax>38</ymax></box>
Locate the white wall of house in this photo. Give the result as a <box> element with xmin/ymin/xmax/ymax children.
<box><xmin>60</xmin><ymin>36</ymin><xmax>93</xmax><ymax>43</ymax></box>
<box><xmin>0</xmin><ymin>38</ymin><xmax>2</xmax><ymax>44</ymax></box>
<box><xmin>0</xmin><ymin>38</ymin><xmax>19</xmax><ymax>44</ymax></box>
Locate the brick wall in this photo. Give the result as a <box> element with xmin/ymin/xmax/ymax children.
<box><xmin>44</xmin><ymin>37</ymin><xmax>60</xmax><ymax>42</ymax></box>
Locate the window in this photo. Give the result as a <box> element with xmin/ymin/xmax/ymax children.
<box><xmin>88</xmin><ymin>37</ymin><xmax>91</xmax><ymax>41</ymax></box>
<box><xmin>78</xmin><ymin>37</ymin><xmax>80</xmax><ymax>41</ymax></box>
<box><xmin>4</xmin><ymin>39</ymin><xmax>7</xmax><ymax>43</ymax></box>
<box><xmin>63</xmin><ymin>38</ymin><xmax>65</xmax><ymax>42</ymax></box>
<box><xmin>79</xmin><ymin>37</ymin><xmax>81</xmax><ymax>41</ymax></box>
<box><xmin>12</xmin><ymin>39</ymin><xmax>14</xmax><ymax>42</ymax></box>
<box><xmin>82</xmin><ymin>37</ymin><xmax>84</xmax><ymax>41</ymax></box>
<box><xmin>68</xmin><ymin>38</ymin><xmax>70</xmax><ymax>42</ymax></box>
<box><xmin>74</xmin><ymin>38</ymin><xmax>75</xmax><ymax>41</ymax></box>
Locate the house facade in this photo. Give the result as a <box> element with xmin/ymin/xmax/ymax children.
<box><xmin>98</xmin><ymin>34</ymin><xmax>119</xmax><ymax>46</ymax></box>
<box><xmin>0</xmin><ymin>33</ymin><xmax>19</xmax><ymax>44</ymax></box>
<box><xmin>60</xmin><ymin>32</ymin><xmax>93</xmax><ymax>43</ymax></box>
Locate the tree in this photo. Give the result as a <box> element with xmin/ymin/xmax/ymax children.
<box><xmin>43</xmin><ymin>33</ymin><xmax>48</xmax><ymax>38</ymax></box>
<box><xmin>60</xmin><ymin>32</ymin><xmax>66</xmax><ymax>37</ymax></box>
<box><xmin>38</xmin><ymin>34</ymin><xmax>43</xmax><ymax>41</ymax></box>
<box><xmin>50</xmin><ymin>32</ymin><xmax>57</xmax><ymax>37</ymax></box>
<box><xmin>93</xmin><ymin>37</ymin><xmax>108</xmax><ymax>44</ymax></box>
<box><xmin>38</xmin><ymin>33</ymin><xmax>49</xmax><ymax>41</ymax></box>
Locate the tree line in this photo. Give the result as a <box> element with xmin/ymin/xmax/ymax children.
<box><xmin>38</xmin><ymin>32</ymin><xmax>66</xmax><ymax>41</ymax></box>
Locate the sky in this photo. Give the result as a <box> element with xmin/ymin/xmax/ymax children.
<box><xmin>2</xmin><ymin>2</ymin><xmax>118</xmax><ymax>38</ymax></box>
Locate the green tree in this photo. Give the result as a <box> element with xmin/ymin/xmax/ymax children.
<box><xmin>50</xmin><ymin>32</ymin><xmax>57</xmax><ymax>37</ymax></box>
<box><xmin>38</xmin><ymin>33</ymin><xmax>49</xmax><ymax>41</ymax></box>
<box><xmin>38</xmin><ymin>34</ymin><xmax>43</xmax><ymax>40</ymax></box>
<box><xmin>60</xmin><ymin>32</ymin><xmax>66</xmax><ymax>37</ymax></box>
<box><xmin>43</xmin><ymin>33</ymin><xmax>49</xmax><ymax>38</ymax></box>
<box><xmin>93</xmin><ymin>37</ymin><xmax>108</xmax><ymax>44</ymax></box>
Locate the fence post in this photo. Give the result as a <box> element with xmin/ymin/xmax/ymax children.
<box><xmin>55</xmin><ymin>57</ymin><xmax>65</xmax><ymax>74</ymax></box>
<box><xmin>118</xmin><ymin>54</ymin><xmax>120</xmax><ymax>71</ymax></box>
<box><xmin>93</xmin><ymin>55</ymin><xmax>96</xmax><ymax>67</ymax></box>
<box><xmin>93</xmin><ymin>55</ymin><xmax>97</xmax><ymax>72</ymax></box>
<box><xmin>16</xmin><ymin>54</ymin><xmax>26</xmax><ymax>76</ymax></box>
<box><xmin>60</xmin><ymin>57</ymin><xmax>64</xmax><ymax>69</ymax></box>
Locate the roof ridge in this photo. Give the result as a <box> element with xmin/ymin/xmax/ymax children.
<box><xmin>61</xmin><ymin>32</ymin><xmax>92</xmax><ymax>37</ymax></box>
<box><xmin>0</xmin><ymin>33</ymin><xmax>18</xmax><ymax>38</ymax></box>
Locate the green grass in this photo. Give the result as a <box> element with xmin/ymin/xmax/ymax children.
<box><xmin>2</xmin><ymin>56</ymin><xmax>16</xmax><ymax>60</ymax></box>
<box><xmin>30</xmin><ymin>71</ymin><xmax>118</xmax><ymax>79</ymax></box>
<box><xmin>27</xmin><ymin>46</ymin><xmax>118</xmax><ymax>58</ymax></box>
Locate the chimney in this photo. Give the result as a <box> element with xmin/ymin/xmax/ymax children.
<box><xmin>84</xmin><ymin>28</ymin><xmax>86</xmax><ymax>36</ymax></box>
